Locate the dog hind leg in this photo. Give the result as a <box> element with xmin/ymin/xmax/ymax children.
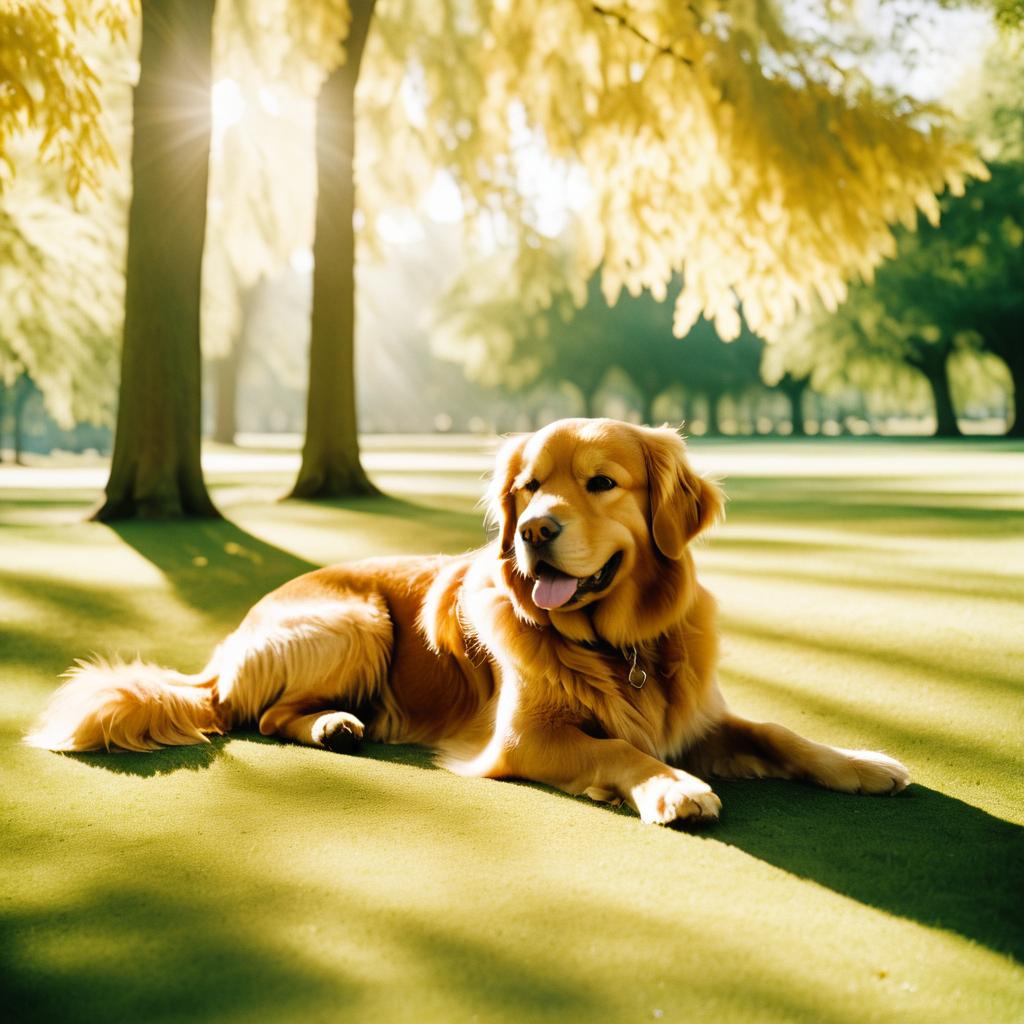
<box><xmin>258</xmin><ymin>703</ymin><xmax>366</xmax><ymax>753</ymax></box>
<box><xmin>213</xmin><ymin>589</ymin><xmax>394</xmax><ymax>752</ymax></box>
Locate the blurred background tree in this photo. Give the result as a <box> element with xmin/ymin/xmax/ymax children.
<box><xmin>0</xmin><ymin>0</ymin><xmax>133</xmax><ymax>196</ymax></box>
<box><xmin>0</xmin><ymin>2</ymin><xmax>133</xmax><ymax>464</ymax></box>
<box><xmin>434</xmin><ymin>269</ymin><xmax>767</xmax><ymax>433</ymax></box>
<box><xmin>201</xmin><ymin>3</ymin><xmax>317</xmax><ymax>447</ymax></box>
<box><xmin>764</xmin><ymin>31</ymin><xmax>1023</xmax><ymax>437</ymax></box>
<box><xmin>764</xmin><ymin>165</ymin><xmax>1023</xmax><ymax>437</ymax></box>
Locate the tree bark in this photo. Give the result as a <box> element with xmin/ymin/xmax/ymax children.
<box><xmin>908</xmin><ymin>340</ymin><xmax>960</xmax><ymax>438</ymax></box>
<box><xmin>983</xmin><ymin>335</ymin><xmax>1023</xmax><ymax>438</ymax></box>
<box><xmin>211</xmin><ymin>278</ymin><xmax>262</xmax><ymax>445</ymax></box>
<box><xmin>13</xmin><ymin>374</ymin><xmax>30</xmax><ymax>465</ymax></box>
<box><xmin>289</xmin><ymin>0</ymin><xmax>378</xmax><ymax>499</ymax></box>
<box><xmin>1006</xmin><ymin>348</ymin><xmax>1024</xmax><ymax>438</ymax></box>
<box><xmin>94</xmin><ymin>0</ymin><xmax>218</xmax><ymax>520</ymax></box>
<box><xmin>575</xmin><ymin>383</ymin><xmax>597</xmax><ymax>418</ymax></box>
<box><xmin>704</xmin><ymin>388</ymin><xmax>723</xmax><ymax>436</ymax></box>
<box><xmin>777</xmin><ymin>373</ymin><xmax>809</xmax><ymax>436</ymax></box>
<box><xmin>640</xmin><ymin>384</ymin><xmax>660</xmax><ymax>426</ymax></box>
<box><xmin>211</xmin><ymin>350</ymin><xmax>240</xmax><ymax>447</ymax></box>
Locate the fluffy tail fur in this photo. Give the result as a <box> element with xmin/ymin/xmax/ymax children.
<box><xmin>24</xmin><ymin>657</ymin><xmax>222</xmax><ymax>753</ymax></box>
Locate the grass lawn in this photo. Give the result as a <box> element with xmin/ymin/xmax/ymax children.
<box><xmin>1</xmin><ymin>435</ymin><xmax>1022</xmax><ymax>1023</ymax></box>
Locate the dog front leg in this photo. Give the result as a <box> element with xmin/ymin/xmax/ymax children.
<box><xmin>501</xmin><ymin>725</ymin><xmax>722</xmax><ymax>826</ymax></box>
<box><xmin>683</xmin><ymin>714</ymin><xmax>910</xmax><ymax>794</ymax></box>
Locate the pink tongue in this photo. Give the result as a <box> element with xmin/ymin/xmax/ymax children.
<box><xmin>532</xmin><ymin>571</ymin><xmax>579</xmax><ymax>610</ymax></box>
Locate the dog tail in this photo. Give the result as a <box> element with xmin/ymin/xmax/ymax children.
<box><xmin>24</xmin><ymin>656</ymin><xmax>223</xmax><ymax>753</ymax></box>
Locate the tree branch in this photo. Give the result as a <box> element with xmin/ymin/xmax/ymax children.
<box><xmin>590</xmin><ymin>3</ymin><xmax>694</xmax><ymax>68</ymax></box>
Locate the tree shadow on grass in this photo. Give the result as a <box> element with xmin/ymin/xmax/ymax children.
<box><xmin>360</xmin><ymin>740</ymin><xmax>439</xmax><ymax>771</ymax></box>
<box><xmin>108</xmin><ymin>498</ymin><xmax>484</xmax><ymax>629</ymax></box>
<box><xmin>711</xmin><ymin>779</ymin><xmax>1024</xmax><ymax>964</ymax></box>
<box><xmin>707</xmin><ymin>541</ymin><xmax>1024</xmax><ymax>605</ymax></box>
<box><xmin>35</xmin><ymin>728</ymin><xmax>1024</xmax><ymax>965</ymax></box>
<box><xmin>61</xmin><ymin>733</ymin><xmax>438</xmax><ymax>779</ymax></box>
<box><xmin>0</xmin><ymin>883</ymin><xmax>361</xmax><ymax>1024</ymax></box>
<box><xmin>721</xmin><ymin>477</ymin><xmax>1023</xmax><ymax>539</ymax></box>
<box><xmin>59</xmin><ymin>734</ymin><xmax>239</xmax><ymax>777</ymax></box>
<box><xmin>286</xmin><ymin>493</ymin><xmax>487</xmax><ymax>549</ymax></box>
<box><xmin>106</xmin><ymin>517</ymin><xmax>318</xmax><ymax>627</ymax></box>
<box><xmin>723</xmin><ymin>617</ymin><xmax>1023</xmax><ymax>698</ymax></box>
<box><xmin>0</xmin><ymin>864</ymin><xmax>602</xmax><ymax>1024</ymax></box>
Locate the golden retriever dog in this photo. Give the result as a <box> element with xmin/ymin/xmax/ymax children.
<box><xmin>26</xmin><ymin>419</ymin><xmax>909</xmax><ymax>825</ymax></box>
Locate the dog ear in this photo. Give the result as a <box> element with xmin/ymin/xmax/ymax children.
<box><xmin>486</xmin><ymin>433</ymin><xmax>529</xmax><ymax>556</ymax></box>
<box><xmin>643</xmin><ymin>427</ymin><xmax>724</xmax><ymax>560</ymax></box>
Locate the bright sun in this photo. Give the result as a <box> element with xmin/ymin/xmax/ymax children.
<box><xmin>212</xmin><ymin>78</ymin><xmax>247</xmax><ymax>138</ymax></box>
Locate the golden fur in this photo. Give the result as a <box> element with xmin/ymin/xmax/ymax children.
<box><xmin>26</xmin><ymin>419</ymin><xmax>909</xmax><ymax>825</ymax></box>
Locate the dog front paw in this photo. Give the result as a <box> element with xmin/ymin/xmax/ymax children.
<box><xmin>837</xmin><ymin>749</ymin><xmax>910</xmax><ymax>794</ymax></box>
<box><xmin>813</xmin><ymin>748</ymin><xmax>910</xmax><ymax>794</ymax></box>
<box><xmin>631</xmin><ymin>771</ymin><xmax>721</xmax><ymax>826</ymax></box>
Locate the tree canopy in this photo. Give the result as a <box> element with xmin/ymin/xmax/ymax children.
<box><xmin>764</xmin><ymin>161</ymin><xmax>1023</xmax><ymax>435</ymax></box>
<box><xmin>433</xmin><ymin>265</ymin><xmax>765</xmax><ymax>424</ymax></box>
<box><xmin>764</xmin><ymin>31</ymin><xmax>1024</xmax><ymax>435</ymax></box>
<box><xmin>0</xmin><ymin>4</ymin><xmax>133</xmax><ymax>427</ymax></box>
<box><xmin>348</xmin><ymin>0</ymin><xmax>989</xmax><ymax>343</ymax></box>
<box><xmin>229</xmin><ymin>0</ymin><xmax>995</xmax><ymax>344</ymax></box>
<box><xmin>0</xmin><ymin>1</ymin><xmax>135</xmax><ymax>197</ymax></box>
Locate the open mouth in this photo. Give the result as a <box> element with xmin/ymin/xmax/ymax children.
<box><xmin>530</xmin><ymin>551</ymin><xmax>623</xmax><ymax>611</ymax></box>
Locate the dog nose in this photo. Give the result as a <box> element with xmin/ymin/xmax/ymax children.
<box><xmin>519</xmin><ymin>515</ymin><xmax>562</xmax><ymax>549</ymax></box>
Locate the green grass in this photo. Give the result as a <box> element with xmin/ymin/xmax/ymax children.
<box><xmin>1</xmin><ymin>436</ymin><xmax>1022</xmax><ymax>1023</ymax></box>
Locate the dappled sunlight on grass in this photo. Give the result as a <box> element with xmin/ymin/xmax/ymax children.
<box><xmin>232</xmin><ymin>494</ymin><xmax>487</xmax><ymax>567</ymax></box>
<box><xmin>4</xmin><ymin>728</ymin><xmax>1022</xmax><ymax>1023</ymax></box>
<box><xmin>2</xmin><ymin>437</ymin><xmax>1023</xmax><ymax>1021</ymax></box>
<box><xmin>108</xmin><ymin>518</ymin><xmax>317</xmax><ymax>623</ymax></box>
<box><xmin>713</xmin><ymin>779</ymin><xmax>1024</xmax><ymax>964</ymax></box>
<box><xmin>689</xmin><ymin>437</ymin><xmax>1024</xmax><ymax>481</ymax></box>
<box><xmin>720</xmin><ymin>662</ymin><xmax>1019</xmax><ymax>800</ymax></box>
<box><xmin>684</xmin><ymin>446</ymin><xmax>1023</xmax><ymax>832</ymax></box>
<box><xmin>705</xmin><ymin>541</ymin><xmax>1022</xmax><ymax>603</ymax></box>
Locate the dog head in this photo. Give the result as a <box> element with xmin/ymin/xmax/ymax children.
<box><xmin>488</xmin><ymin>418</ymin><xmax>723</xmax><ymax>644</ymax></box>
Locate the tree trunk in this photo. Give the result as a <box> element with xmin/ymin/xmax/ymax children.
<box><xmin>985</xmin><ymin>336</ymin><xmax>1023</xmax><ymax>438</ymax></box>
<box><xmin>94</xmin><ymin>0</ymin><xmax>218</xmax><ymax>520</ymax></box>
<box><xmin>641</xmin><ymin>385</ymin><xmax>660</xmax><ymax>426</ymax></box>
<box><xmin>211</xmin><ymin>350</ymin><xmax>240</xmax><ymax>447</ymax></box>
<box><xmin>576</xmin><ymin>383</ymin><xmax>597</xmax><ymax>418</ymax></box>
<box><xmin>908</xmin><ymin>340</ymin><xmax>960</xmax><ymax>438</ymax></box>
<box><xmin>778</xmin><ymin>373</ymin><xmax>809</xmax><ymax>436</ymax></box>
<box><xmin>929</xmin><ymin>369</ymin><xmax>961</xmax><ymax>438</ymax></box>
<box><xmin>211</xmin><ymin>278</ymin><xmax>262</xmax><ymax>445</ymax></box>
<box><xmin>13</xmin><ymin>374</ymin><xmax>30</xmax><ymax>465</ymax></box>
<box><xmin>0</xmin><ymin>379</ymin><xmax>5</xmax><ymax>462</ymax></box>
<box><xmin>1007</xmin><ymin>351</ymin><xmax>1024</xmax><ymax>438</ymax></box>
<box><xmin>704</xmin><ymin>388</ymin><xmax>723</xmax><ymax>436</ymax></box>
<box><xmin>289</xmin><ymin>1</ymin><xmax>378</xmax><ymax>499</ymax></box>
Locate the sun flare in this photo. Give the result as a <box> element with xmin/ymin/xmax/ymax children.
<box><xmin>212</xmin><ymin>77</ymin><xmax>246</xmax><ymax>139</ymax></box>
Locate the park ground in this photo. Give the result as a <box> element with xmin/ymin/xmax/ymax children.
<box><xmin>1</xmin><ymin>434</ymin><xmax>1022</xmax><ymax>1023</ymax></box>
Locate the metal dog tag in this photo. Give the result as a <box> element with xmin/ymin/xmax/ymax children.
<box><xmin>627</xmin><ymin>647</ymin><xmax>647</xmax><ymax>689</ymax></box>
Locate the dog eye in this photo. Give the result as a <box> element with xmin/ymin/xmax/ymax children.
<box><xmin>587</xmin><ymin>475</ymin><xmax>617</xmax><ymax>493</ymax></box>
<box><xmin>523</xmin><ymin>479</ymin><xmax>540</xmax><ymax>493</ymax></box>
